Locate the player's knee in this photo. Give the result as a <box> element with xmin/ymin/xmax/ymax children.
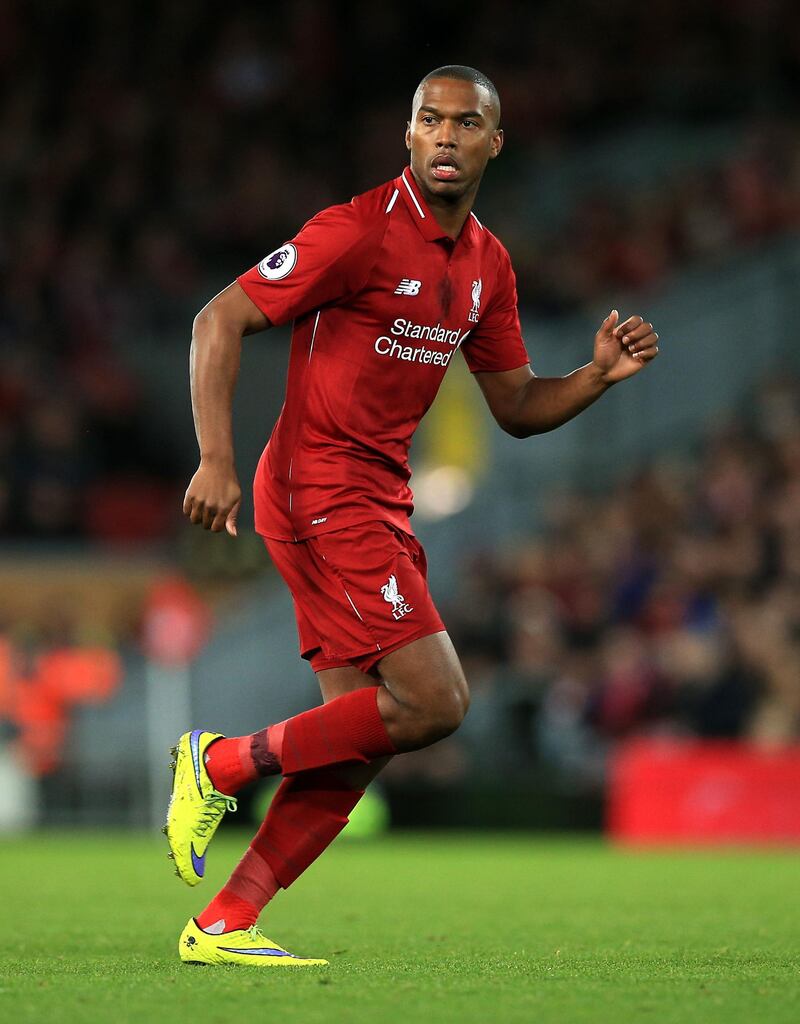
<box><xmin>381</xmin><ymin>641</ymin><xmax>470</xmax><ymax>748</ymax></box>
<box><xmin>446</xmin><ymin>677</ymin><xmax>470</xmax><ymax>730</ymax></box>
<box><xmin>423</xmin><ymin>677</ymin><xmax>470</xmax><ymax>743</ymax></box>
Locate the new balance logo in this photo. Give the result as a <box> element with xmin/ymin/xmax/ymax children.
<box><xmin>394</xmin><ymin>279</ymin><xmax>422</xmax><ymax>296</ymax></box>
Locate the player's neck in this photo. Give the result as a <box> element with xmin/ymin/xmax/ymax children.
<box><xmin>411</xmin><ymin>171</ymin><xmax>477</xmax><ymax>239</ymax></box>
<box><xmin>428</xmin><ymin>201</ymin><xmax>471</xmax><ymax>239</ymax></box>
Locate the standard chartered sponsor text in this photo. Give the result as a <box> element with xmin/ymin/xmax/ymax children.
<box><xmin>374</xmin><ymin>319</ymin><xmax>469</xmax><ymax>365</ymax></box>
<box><xmin>391</xmin><ymin>319</ymin><xmax>465</xmax><ymax>345</ymax></box>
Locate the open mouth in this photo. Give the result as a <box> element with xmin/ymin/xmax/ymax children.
<box><xmin>431</xmin><ymin>156</ymin><xmax>460</xmax><ymax>181</ymax></box>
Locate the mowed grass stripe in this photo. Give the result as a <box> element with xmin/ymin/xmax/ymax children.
<box><xmin>1</xmin><ymin>834</ymin><xmax>798</xmax><ymax>1024</ymax></box>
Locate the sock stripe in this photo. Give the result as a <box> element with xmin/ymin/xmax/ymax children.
<box><xmin>205</xmin><ymin>688</ymin><xmax>394</xmax><ymax>791</ymax></box>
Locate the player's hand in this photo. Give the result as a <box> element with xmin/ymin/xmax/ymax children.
<box><xmin>183</xmin><ymin>458</ymin><xmax>242</xmax><ymax>536</ymax></box>
<box><xmin>592</xmin><ymin>310</ymin><xmax>659</xmax><ymax>385</ymax></box>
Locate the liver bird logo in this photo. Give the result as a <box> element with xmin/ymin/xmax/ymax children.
<box><xmin>469</xmin><ymin>278</ymin><xmax>482</xmax><ymax>322</ymax></box>
<box><xmin>380</xmin><ymin>574</ymin><xmax>404</xmax><ymax>610</ymax></box>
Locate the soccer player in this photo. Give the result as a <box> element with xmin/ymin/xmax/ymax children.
<box><xmin>167</xmin><ymin>65</ymin><xmax>660</xmax><ymax>966</ymax></box>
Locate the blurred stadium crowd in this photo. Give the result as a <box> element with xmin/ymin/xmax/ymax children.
<box><xmin>392</xmin><ymin>375</ymin><xmax>800</xmax><ymax>789</ymax></box>
<box><xmin>4</xmin><ymin>1</ymin><xmax>800</xmax><ymax>542</ymax></box>
<box><xmin>3</xmin><ymin>1</ymin><xmax>800</xmax><ymax>801</ymax></box>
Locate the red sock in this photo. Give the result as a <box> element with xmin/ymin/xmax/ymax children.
<box><xmin>279</xmin><ymin>686</ymin><xmax>394</xmax><ymax>775</ymax></box>
<box><xmin>196</xmin><ymin>847</ymin><xmax>280</xmax><ymax>933</ymax></box>
<box><xmin>203</xmin><ymin>735</ymin><xmax>262</xmax><ymax>796</ymax></box>
<box><xmin>196</xmin><ymin>768</ymin><xmax>364</xmax><ymax>931</ymax></box>
<box><xmin>205</xmin><ymin>687</ymin><xmax>394</xmax><ymax>794</ymax></box>
<box><xmin>255</xmin><ymin>769</ymin><xmax>365</xmax><ymax>887</ymax></box>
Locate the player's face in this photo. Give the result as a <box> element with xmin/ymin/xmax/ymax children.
<box><xmin>406</xmin><ymin>78</ymin><xmax>503</xmax><ymax>202</ymax></box>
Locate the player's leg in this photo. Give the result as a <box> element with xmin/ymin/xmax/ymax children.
<box><xmin>180</xmin><ymin>666</ymin><xmax>391</xmax><ymax>965</ymax></box>
<box><xmin>167</xmin><ymin>524</ymin><xmax>462</xmax><ymax>889</ymax></box>
<box><xmin>189</xmin><ymin>638</ymin><xmax>469</xmax><ymax>942</ymax></box>
<box><xmin>316</xmin><ymin>663</ymin><xmax>394</xmax><ymax>791</ymax></box>
<box><xmin>196</xmin><ymin>666</ymin><xmax>390</xmax><ymax>934</ymax></box>
<box><xmin>374</xmin><ymin>629</ymin><xmax>470</xmax><ymax>748</ymax></box>
<box><xmin>203</xmin><ymin>631</ymin><xmax>469</xmax><ymax>792</ymax></box>
<box><xmin>202</xmin><ymin>649</ymin><xmax>465</xmax><ymax>940</ymax></box>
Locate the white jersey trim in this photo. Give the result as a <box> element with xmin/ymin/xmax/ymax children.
<box><xmin>385</xmin><ymin>189</ymin><xmax>399</xmax><ymax>213</ymax></box>
<box><xmin>470</xmin><ymin>211</ymin><xmax>484</xmax><ymax>230</ymax></box>
<box><xmin>401</xmin><ymin>170</ymin><xmax>425</xmax><ymax>219</ymax></box>
<box><xmin>308</xmin><ymin>310</ymin><xmax>321</xmax><ymax>363</ymax></box>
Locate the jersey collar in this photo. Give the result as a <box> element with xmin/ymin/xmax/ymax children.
<box><xmin>396</xmin><ymin>167</ymin><xmax>477</xmax><ymax>246</ymax></box>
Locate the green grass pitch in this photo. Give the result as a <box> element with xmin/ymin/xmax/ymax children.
<box><xmin>2</xmin><ymin>832</ymin><xmax>798</xmax><ymax>1023</ymax></box>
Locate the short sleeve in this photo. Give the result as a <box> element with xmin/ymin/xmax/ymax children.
<box><xmin>237</xmin><ymin>201</ymin><xmax>384</xmax><ymax>327</ymax></box>
<box><xmin>461</xmin><ymin>245</ymin><xmax>530</xmax><ymax>373</ymax></box>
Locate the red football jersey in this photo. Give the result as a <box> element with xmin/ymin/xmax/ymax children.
<box><xmin>237</xmin><ymin>167</ymin><xmax>530</xmax><ymax>541</ymax></box>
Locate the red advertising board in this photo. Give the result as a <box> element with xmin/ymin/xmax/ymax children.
<box><xmin>608</xmin><ymin>739</ymin><xmax>800</xmax><ymax>845</ymax></box>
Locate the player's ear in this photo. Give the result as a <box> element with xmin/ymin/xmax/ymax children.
<box><xmin>489</xmin><ymin>129</ymin><xmax>504</xmax><ymax>160</ymax></box>
<box><xmin>405</xmin><ymin>122</ymin><xmax>412</xmax><ymax>151</ymax></box>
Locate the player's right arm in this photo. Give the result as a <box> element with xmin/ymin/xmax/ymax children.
<box><xmin>183</xmin><ymin>282</ymin><xmax>270</xmax><ymax>536</ymax></box>
<box><xmin>185</xmin><ymin>196</ymin><xmax>386</xmax><ymax>536</ymax></box>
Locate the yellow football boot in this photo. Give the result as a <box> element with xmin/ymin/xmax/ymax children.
<box><xmin>179</xmin><ymin>918</ymin><xmax>329</xmax><ymax>967</ymax></box>
<box><xmin>164</xmin><ymin>730</ymin><xmax>237</xmax><ymax>886</ymax></box>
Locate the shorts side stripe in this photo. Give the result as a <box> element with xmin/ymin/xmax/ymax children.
<box><xmin>342</xmin><ymin>586</ymin><xmax>364</xmax><ymax>622</ymax></box>
<box><xmin>319</xmin><ymin>548</ymin><xmax>382</xmax><ymax>653</ymax></box>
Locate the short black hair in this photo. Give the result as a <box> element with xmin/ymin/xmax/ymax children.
<box><xmin>415</xmin><ymin>65</ymin><xmax>501</xmax><ymax>126</ymax></box>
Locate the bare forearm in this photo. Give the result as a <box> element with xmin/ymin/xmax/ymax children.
<box><xmin>506</xmin><ymin>362</ymin><xmax>610</xmax><ymax>438</ymax></box>
<box><xmin>189</xmin><ymin>309</ymin><xmax>242</xmax><ymax>463</ymax></box>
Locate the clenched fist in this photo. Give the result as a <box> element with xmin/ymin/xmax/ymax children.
<box><xmin>183</xmin><ymin>458</ymin><xmax>241</xmax><ymax>536</ymax></box>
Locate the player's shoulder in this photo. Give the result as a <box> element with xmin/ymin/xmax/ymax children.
<box><xmin>350</xmin><ymin>177</ymin><xmax>399</xmax><ymax>221</ymax></box>
<box><xmin>300</xmin><ymin>179</ymin><xmax>396</xmax><ymax>236</ymax></box>
<box><xmin>471</xmin><ymin>214</ymin><xmax>515</xmax><ymax>275</ymax></box>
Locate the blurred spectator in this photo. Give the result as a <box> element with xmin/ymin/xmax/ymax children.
<box><xmin>0</xmin><ymin>599</ymin><xmax>121</xmax><ymax>776</ymax></box>
<box><xmin>444</xmin><ymin>375</ymin><xmax>800</xmax><ymax>788</ymax></box>
<box><xmin>4</xmin><ymin>1</ymin><xmax>800</xmax><ymax>539</ymax></box>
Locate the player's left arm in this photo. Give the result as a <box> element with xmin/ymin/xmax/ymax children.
<box><xmin>474</xmin><ymin>310</ymin><xmax>659</xmax><ymax>438</ymax></box>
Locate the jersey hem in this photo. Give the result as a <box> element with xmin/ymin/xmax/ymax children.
<box><xmin>256</xmin><ymin>512</ymin><xmax>415</xmax><ymax>544</ymax></box>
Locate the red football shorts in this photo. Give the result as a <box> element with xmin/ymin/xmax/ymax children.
<box><xmin>263</xmin><ymin>521</ymin><xmax>446</xmax><ymax>675</ymax></box>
